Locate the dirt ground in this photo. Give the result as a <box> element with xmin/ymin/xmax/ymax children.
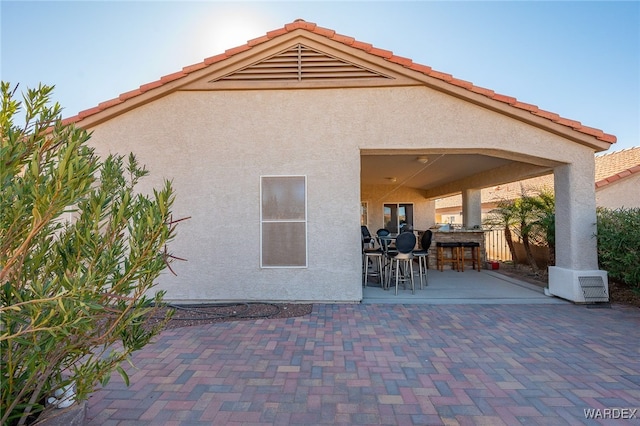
<box><xmin>153</xmin><ymin>302</ymin><xmax>314</xmax><ymax>330</ymax></box>
<box><xmin>154</xmin><ymin>264</ymin><xmax>639</xmax><ymax>330</ymax></box>
<box><xmin>495</xmin><ymin>263</ymin><xmax>640</xmax><ymax>308</ymax></box>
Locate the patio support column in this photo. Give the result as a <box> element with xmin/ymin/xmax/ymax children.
<box><xmin>548</xmin><ymin>158</ymin><xmax>608</xmax><ymax>303</ymax></box>
<box><xmin>461</xmin><ymin>189</ymin><xmax>482</xmax><ymax>229</ymax></box>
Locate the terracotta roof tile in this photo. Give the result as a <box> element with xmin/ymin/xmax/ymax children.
<box><xmin>331</xmin><ymin>33</ymin><xmax>355</xmax><ymax>45</ymax></box>
<box><xmin>266</xmin><ymin>28</ymin><xmax>287</xmax><ymax>38</ymax></box>
<box><xmin>532</xmin><ymin>110</ymin><xmax>561</xmax><ymax>121</ymax></box>
<box><xmin>493</xmin><ymin>94</ymin><xmax>517</xmax><ymax>105</ymax></box>
<box><xmin>139</xmin><ymin>80</ymin><xmax>164</xmax><ymax>92</ymax></box>
<box><xmin>555</xmin><ymin>117</ymin><xmax>582</xmax><ymax>129</ymax></box>
<box><xmin>182</xmin><ymin>62</ymin><xmax>208</xmax><ymax>73</ymax></box>
<box><xmin>469</xmin><ymin>86</ymin><xmax>496</xmax><ymax>97</ymax></box>
<box><xmin>77</xmin><ymin>106</ymin><xmax>102</xmax><ymax>119</ymax></box>
<box><xmin>388</xmin><ymin>55</ymin><xmax>413</xmax><ymax>67</ymax></box>
<box><xmin>313</xmin><ymin>26</ymin><xmax>335</xmax><ymax>38</ymax></box>
<box><xmin>61</xmin><ymin>116</ymin><xmax>80</xmax><ymax>126</ymax></box>
<box><xmin>594</xmin><ymin>147</ymin><xmax>640</xmax><ymax>186</ymax></box>
<box><xmin>285</xmin><ymin>19</ymin><xmax>316</xmax><ymax>31</ymax></box>
<box><xmin>224</xmin><ymin>44</ymin><xmax>251</xmax><ymax>56</ymax></box>
<box><xmin>247</xmin><ymin>35</ymin><xmax>271</xmax><ymax>47</ymax></box>
<box><xmin>578</xmin><ymin>125</ymin><xmax>605</xmax><ymax>139</ymax></box>
<box><xmin>119</xmin><ymin>88</ymin><xmax>143</xmax><ymax>101</ymax></box>
<box><xmin>203</xmin><ymin>53</ymin><xmax>228</xmax><ymax>65</ymax></box>
<box><xmin>428</xmin><ymin>70</ymin><xmax>453</xmax><ymax>82</ymax></box>
<box><xmin>159</xmin><ymin>71</ymin><xmax>186</xmax><ymax>83</ymax></box>
<box><xmin>409</xmin><ymin>63</ymin><xmax>433</xmax><ymax>74</ymax></box>
<box><xmin>369</xmin><ymin>47</ymin><xmax>394</xmax><ymax>59</ymax></box>
<box><xmin>67</xmin><ymin>19</ymin><xmax>617</xmax><ymax>144</ymax></box>
<box><xmin>351</xmin><ymin>40</ymin><xmax>373</xmax><ymax>52</ymax></box>
<box><xmin>512</xmin><ymin>101</ymin><xmax>539</xmax><ymax>113</ymax></box>
<box><xmin>98</xmin><ymin>98</ymin><xmax>123</xmax><ymax>109</ymax></box>
<box><xmin>449</xmin><ymin>78</ymin><xmax>474</xmax><ymax>89</ymax></box>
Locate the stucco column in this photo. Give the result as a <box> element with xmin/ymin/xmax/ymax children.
<box><xmin>549</xmin><ymin>157</ymin><xmax>608</xmax><ymax>302</ymax></box>
<box><xmin>461</xmin><ymin>189</ymin><xmax>482</xmax><ymax>229</ymax></box>
<box><xmin>553</xmin><ymin>161</ymin><xmax>599</xmax><ymax>270</ymax></box>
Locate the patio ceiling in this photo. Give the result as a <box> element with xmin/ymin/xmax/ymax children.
<box><xmin>361</xmin><ymin>152</ymin><xmax>553</xmax><ymax>198</ymax></box>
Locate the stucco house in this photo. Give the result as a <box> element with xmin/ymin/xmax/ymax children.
<box><xmin>436</xmin><ymin>146</ymin><xmax>640</xmax><ymax>223</ymax></box>
<box><xmin>64</xmin><ymin>19</ymin><xmax>616</xmax><ymax>304</ymax></box>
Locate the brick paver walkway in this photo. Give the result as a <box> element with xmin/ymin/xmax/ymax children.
<box><xmin>87</xmin><ymin>304</ymin><xmax>640</xmax><ymax>425</ymax></box>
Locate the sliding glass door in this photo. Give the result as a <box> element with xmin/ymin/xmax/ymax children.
<box><xmin>383</xmin><ymin>203</ymin><xmax>413</xmax><ymax>234</ymax></box>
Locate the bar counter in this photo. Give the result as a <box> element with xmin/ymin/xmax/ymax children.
<box><xmin>424</xmin><ymin>229</ymin><xmax>486</xmax><ymax>270</ymax></box>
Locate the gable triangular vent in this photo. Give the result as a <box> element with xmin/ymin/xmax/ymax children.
<box><xmin>212</xmin><ymin>44</ymin><xmax>392</xmax><ymax>82</ymax></box>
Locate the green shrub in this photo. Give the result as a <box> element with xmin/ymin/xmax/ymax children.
<box><xmin>597</xmin><ymin>207</ymin><xmax>640</xmax><ymax>290</ymax></box>
<box><xmin>1</xmin><ymin>83</ymin><xmax>181</xmax><ymax>425</ymax></box>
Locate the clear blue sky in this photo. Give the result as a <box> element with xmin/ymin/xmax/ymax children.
<box><xmin>2</xmin><ymin>1</ymin><xmax>638</xmax><ymax>152</ymax></box>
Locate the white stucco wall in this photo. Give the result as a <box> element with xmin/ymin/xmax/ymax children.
<box><xmin>596</xmin><ymin>175</ymin><xmax>640</xmax><ymax>209</ymax></box>
<box><xmin>86</xmin><ymin>85</ymin><xmax>598</xmax><ymax>302</ymax></box>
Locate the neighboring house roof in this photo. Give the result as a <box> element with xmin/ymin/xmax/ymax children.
<box><xmin>437</xmin><ymin>146</ymin><xmax>640</xmax><ymax>209</ymax></box>
<box><xmin>64</xmin><ymin>19</ymin><xmax>616</xmax><ymax>147</ymax></box>
<box><xmin>594</xmin><ymin>146</ymin><xmax>640</xmax><ymax>189</ymax></box>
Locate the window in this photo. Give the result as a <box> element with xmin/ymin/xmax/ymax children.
<box><xmin>260</xmin><ymin>176</ymin><xmax>307</xmax><ymax>268</ymax></box>
<box><xmin>383</xmin><ymin>203</ymin><xmax>414</xmax><ymax>233</ymax></box>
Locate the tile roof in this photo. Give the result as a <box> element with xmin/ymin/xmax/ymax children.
<box><xmin>594</xmin><ymin>146</ymin><xmax>640</xmax><ymax>188</ymax></box>
<box><xmin>437</xmin><ymin>147</ymin><xmax>640</xmax><ymax>208</ymax></box>
<box><xmin>62</xmin><ymin>19</ymin><xmax>617</xmax><ymax>145</ymax></box>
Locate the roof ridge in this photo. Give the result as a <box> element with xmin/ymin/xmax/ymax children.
<box><xmin>61</xmin><ymin>19</ymin><xmax>617</xmax><ymax>144</ymax></box>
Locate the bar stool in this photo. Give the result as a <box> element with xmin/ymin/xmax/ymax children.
<box><xmin>412</xmin><ymin>230</ymin><xmax>433</xmax><ymax>289</ymax></box>
<box><xmin>436</xmin><ymin>242</ymin><xmax>460</xmax><ymax>271</ymax></box>
<box><xmin>387</xmin><ymin>232</ymin><xmax>416</xmax><ymax>295</ymax></box>
<box><xmin>460</xmin><ymin>241</ymin><xmax>481</xmax><ymax>272</ymax></box>
<box><xmin>363</xmin><ymin>246</ymin><xmax>385</xmax><ymax>287</ymax></box>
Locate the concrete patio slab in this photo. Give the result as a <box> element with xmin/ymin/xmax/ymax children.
<box><xmin>363</xmin><ymin>269</ymin><xmax>566</xmax><ymax>305</ymax></box>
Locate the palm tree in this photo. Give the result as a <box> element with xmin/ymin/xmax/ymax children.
<box><xmin>512</xmin><ymin>194</ymin><xmax>540</xmax><ymax>274</ymax></box>
<box><xmin>485</xmin><ymin>199</ymin><xmax>520</xmax><ymax>264</ymax></box>
<box><xmin>529</xmin><ymin>189</ymin><xmax>555</xmax><ymax>266</ymax></box>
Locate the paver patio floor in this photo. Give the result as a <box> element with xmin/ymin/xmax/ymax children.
<box><xmin>86</xmin><ymin>303</ymin><xmax>640</xmax><ymax>425</ymax></box>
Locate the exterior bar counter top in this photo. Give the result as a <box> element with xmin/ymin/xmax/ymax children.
<box><xmin>425</xmin><ymin>229</ymin><xmax>487</xmax><ymax>270</ymax></box>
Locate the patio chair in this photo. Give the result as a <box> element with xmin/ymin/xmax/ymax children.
<box><xmin>387</xmin><ymin>231</ymin><xmax>416</xmax><ymax>295</ymax></box>
<box><xmin>412</xmin><ymin>230</ymin><xmax>433</xmax><ymax>288</ymax></box>
<box><xmin>362</xmin><ymin>231</ymin><xmax>384</xmax><ymax>287</ymax></box>
<box><xmin>361</xmin><ymin>225</ymin><xmax>374</xmax><ymax>248</ymax></box>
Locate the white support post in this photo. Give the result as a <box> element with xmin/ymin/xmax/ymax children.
<box><xmin>549</xmin><ymin>160</ymin><xmax>608</xmax><ymax>303</ymax></box>
<box><xmin>461</xmin><ymin>189</ymin><xmax>482</xmax><ymax>229</ymax></box>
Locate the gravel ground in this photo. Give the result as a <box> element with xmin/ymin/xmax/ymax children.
<box><xmin>152</xmin><ymin>302</ymin><xmax>314</xmax><ymax>330</ymax></box>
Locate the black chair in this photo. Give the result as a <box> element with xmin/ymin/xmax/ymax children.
<box><xmin>376</xmin><ymin>228</ymin><xmax>390</xmax><ymax>237</ymax></box>
<box><xmin>361</xmin><ymin>226</ymin><xmax>374</xmax><ymax>248</ymax></box>
<box><xmin>387</xmin><ymin>231</ymin><xmax>417</xmax><ymax>295</ymax></box>
<box><xmin>412</xmin><ymin>230</ymin><xmax>433</xmax><ymax>288</ymax></box>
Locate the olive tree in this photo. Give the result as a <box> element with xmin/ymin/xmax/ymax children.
<box><xmin>1</xmin><ymin>83</ymin><xmax>181</xmax><ymax>425</ymax></box>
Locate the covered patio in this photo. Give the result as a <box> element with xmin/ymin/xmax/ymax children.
<box><xmin>362</xmin><ymin>268</ymin><xmax>567</xmax><ymax>305</ymax></box>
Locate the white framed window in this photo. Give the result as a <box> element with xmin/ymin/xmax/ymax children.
<box><xmin>260</xmin><ymin>176</ymin><xmax>307</xmax><ymax>268</ymax></box>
